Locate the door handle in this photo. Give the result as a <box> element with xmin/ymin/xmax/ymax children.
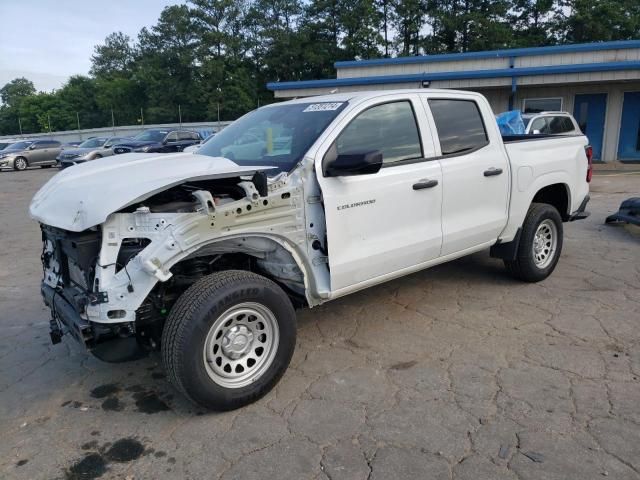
<box><xmin>484</xmin><ymin>167</ymin><xmax>503</xmax><ymax>177</ymax></box>
<box><xmin>413</xmin><ymin>179</ymin><xmax>439</xmax><ymax>190</ymax></box>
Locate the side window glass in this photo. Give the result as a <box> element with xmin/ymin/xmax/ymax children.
<box><xmin>428</xmin><ymin>99</ymin><xmax>488</xmax><ymax>155</ymax></box>
<box><xmin>335</xmin><ymin>101</ymin><xmax>422</xmax><ymax>164</ymax></box>
<box><xmin>549</xmin><ymin>117</ymin><xmax>573</xmax><ymax>134</ymax></box>
<box><xmin>530</xmin><ymin>117</ymin><xmax>548</xmax><ymax>133</ymax></box>
<box><xmin>166</xmin><ymin>132</ymin><xmax>179</xmax><ymax>142</ymax></box>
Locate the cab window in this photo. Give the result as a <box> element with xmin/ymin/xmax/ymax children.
<box><xmin>335</xmin><ymin>101</ymin><xmax>422</xmax><ymax>164</ymax></box>
<box><xmin>428</xmin><ymin>99</ymin><xmax>488</xmax><ymax>155</ymax></box>
<box><xmin>549</xmin><ymin>116</ymin><xmax>574</xmax><ymax>134</ymax></box>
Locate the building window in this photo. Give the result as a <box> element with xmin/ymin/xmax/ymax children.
<box><xmin>428</xmin><ymin>99</ymin><xmax>489</xmax><ymax>155</ymax></box>
<box><xmin>523</xmin><ymin>98</ymin><xmax>563</xmax><ymax>113</ymax></box>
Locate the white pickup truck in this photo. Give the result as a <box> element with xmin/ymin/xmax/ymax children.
<box><xmin>31</xmin><ymin>89</ymin><xmax>591</xmax><ymax>410</ymax></box>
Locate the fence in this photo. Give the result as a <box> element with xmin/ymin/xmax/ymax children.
<box><xmin>0</xmin><ymin>121</ymin><xmax>233</xmax><ymax>143</ymax></box>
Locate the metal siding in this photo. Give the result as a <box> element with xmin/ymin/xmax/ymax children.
<box><xmin>334</xmin><ymin>40</ymin><xmax>640</xmax><ymax>69</ymax></box>
<box><xmin>513</xmin><ymin>81</ymin><xmax>640</xmax><ymax>162</ymax></box>
<box><xmin>338</xmin><ymin>58</ymin><xmax>509</xmax><ymax>78</ymax></box>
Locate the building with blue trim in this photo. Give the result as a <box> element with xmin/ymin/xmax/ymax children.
<box><xmin>267</xmin><ymin>40</ymin><xmax>640</xmax><ymax>163</ymax></box>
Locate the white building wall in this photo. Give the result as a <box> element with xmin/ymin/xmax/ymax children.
<box><xmin>337</xmin><ymin>48</ymin><xmax>640</xmax><ymax>80</ymax></box>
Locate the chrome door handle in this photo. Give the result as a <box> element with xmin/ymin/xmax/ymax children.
<box><xmin>484</xmin><ymin>167</ymin><xmax>503</xmax><ymax>177</ymax></box>
<box><xmin>413</xmin><ymin>179</ymin><xmax>439</xmax><ymax>190</ymax></box>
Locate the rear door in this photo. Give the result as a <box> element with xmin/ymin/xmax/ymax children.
<box><xmin>45</xmin><ymin>141</ymin><xmax>62</xmax><ymax>163</ymax></box>
<box><xmin>423</xmin><ymin>95</ymin><xmax>509</xmax><ymax>256</ymax></box>
<box><xmin>316</xmin><ymin>94</ymin><xmax>443</xmax><ymax>292</ymax></box>
<box><xmin>162</xmin><ymin>132</ymin><xmax>180</xmax><ymax>152</ymax></box>
<box><xmin>29</xmin><ymin>141</ymin><xmax>48</xmax><ymax>165</ymax></box>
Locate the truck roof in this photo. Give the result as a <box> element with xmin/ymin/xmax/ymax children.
<box><xmin>279</xmin><ymin>88</ymin><xmax>479</xmax><ymax>105</ymax></box>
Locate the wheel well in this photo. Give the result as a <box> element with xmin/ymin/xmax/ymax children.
<box><xmin>532</xmin><ymin>184</ymin><xmax>569</xmax><ymax>221</ymax></box>
<box><xmin>171</xmin><ymin>237</ymin><xmax>308</xmax><ymax>306</ymax></box>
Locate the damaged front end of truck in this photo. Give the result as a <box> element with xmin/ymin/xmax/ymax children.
<box><xmin>31</xmin><ymin>153</ymin><xmax>326</xmax><ymax>362</ymax></box>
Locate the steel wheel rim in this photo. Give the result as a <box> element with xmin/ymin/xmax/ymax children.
<box><xmin>532</xmin><ymin>219</ymin><xmax>557</xmax><ymax>269</ymax></box>
<box><xmin>203</xmin><ymin>302</ymin><xmax>279</xmax><ymax>389</ymax></box>
<box><xmin>15</xmin><ymin>158</ymin><xmax>26</xmax><ymax>170</ymax></box>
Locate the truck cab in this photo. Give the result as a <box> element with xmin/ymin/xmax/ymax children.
<box><xmin>31</xmin><ymin>89</ymin><xmax>591</xmax><ymax>411</ymax></box>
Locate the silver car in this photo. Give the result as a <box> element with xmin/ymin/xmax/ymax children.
<box><xmin>0</xmin><ymin>139</ymin><xmax>62</xmax><ymax>171</ymax></box>
<box><xmin>57</xmin><ymin>136</ymin><xmax>131</xmax><ymax>169</ymax></box>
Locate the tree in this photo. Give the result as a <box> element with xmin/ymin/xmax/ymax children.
<box><xmin>510</xmin><ymin>0</ymin><xmax>556</xmax><ymax>47</ymax></box>
<box><xmin>556</xmin><ymin>0</ymin><xmax>640</xmax><ymax>43</ymax></box>
<box><xmin>0</xmin><ymin>78</ymin><xmax>36</xmax><ymax>107</ymax></box>
<box><xmin>138</xmin><ymin>5</ymin><xmax>205</xmax><ymax>123</ymax></box>
<box><xmin>427</xmin><ymin>0</ymin><xmax>512</xmax><ymax>53</ymax></box>
<box><xmin>339</xmin><ymin>0</ymin><xmax>383</xmax><ymax>59</ymax></box>
<box><xmin>392</xmin><ymin>0</ymin><xmax>426</xmax><ymax>56</ymax></box>
<box><xmin>90</xmin><ymin>32</ymin><xmax>136</xmax><ymax>78</ymax></box>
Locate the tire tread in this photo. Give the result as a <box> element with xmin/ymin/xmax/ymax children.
<box><xmin>161</xmin><ymin>270</ymin><xmax>291</xmax><ymax>408</ymax></box>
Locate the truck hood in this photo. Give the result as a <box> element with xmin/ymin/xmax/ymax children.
<box><xmin>30</xmin><ymin>152</ymin><xmax>275</xmax><ymax>232</ymax></box>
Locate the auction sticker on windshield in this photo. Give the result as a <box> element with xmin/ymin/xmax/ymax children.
<box><xmin>303</xmin><ymin>103</ymin><xmax>344</xmax><ymax>112</ymax></box>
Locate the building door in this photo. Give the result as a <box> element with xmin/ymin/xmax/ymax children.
<box><xmin>573</xmin><ymin>93</ymin><xmax>607</xmax><ymax>161</ymax></box>
<box><xmin>617</xmin><ymin>92</ymin><xmax>640</xmax><ymax>162</ymax></box>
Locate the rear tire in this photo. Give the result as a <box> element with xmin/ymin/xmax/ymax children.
<box><xmin>161</xmin><ymin>270</ymin><xmax>296</xmax><ymax>411</ymax></box>
<box><xmin>504</xmin><ymin>203</ymin><xmax>563</xmax><ymax>282</ymax></box>
<box><xmin>13</xmin><ymin>157</ymin><xmax>28</xmax><ymax>171</ymax></box>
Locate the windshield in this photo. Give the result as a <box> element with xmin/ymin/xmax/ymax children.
<box><xmin>0</xmin><ymin>142</ymin><xmax>14</xmax><ymax>150</ymax></box>
<box><xmin>4</xmin><ymin>141</ymin><xmax>33</xmax><ymax>151</ymax></box>
<box><xmin>134</xmin><ymin>130</ymin><xmax>168</xmax><ymax>142</ymax></box>
<box><xmin>198</xmin><ymin>101</ymin><xmax>349</xmax><ymax>173</ymax></box>
<box><xmin>78</xmin><ymin>138</ymin><xmax>106</xmax><ymax>148</ymax></box>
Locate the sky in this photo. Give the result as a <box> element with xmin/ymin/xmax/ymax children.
<box><xmin>0</xmin><ymin>0</ymin><xmax>178</xmax><ymax>92</ymax></box>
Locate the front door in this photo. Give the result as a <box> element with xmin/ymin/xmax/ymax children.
<box><xmin>573</xmin><ymin>93</ymin><xmax>607</xmax><ymax>161</ymax></box>
<box><xmin>423</xmin><ymin>96</ymin><xmax>510</xmax><ymax>256</ymax></box>
<box><xmin>617</xmin><ymin>92</ymin><xmax>640</xmax><ymax>162</ymax></box>
<box><xmin>317</xmin><ymin>96</ymin><xmax>443</xmax><ymax>292</ymax></box>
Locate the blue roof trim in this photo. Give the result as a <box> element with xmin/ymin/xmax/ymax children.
<box><xmin>334</xmin><ymin>40</ymin><xmax>640</xmax><ymax>69</ymax></box>
<box><xmin>266</xmin><ymin>60</ymin><xmax>640</xmax><ymax>91</ymax></box>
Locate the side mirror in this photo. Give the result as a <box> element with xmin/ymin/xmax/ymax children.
<box><xmin>29</xmin><ymin>144</ymin><xmax>37</xmax><ymax>150</ymax></box>
<box><xmin>323</xmin><ymin>150</ymin><xmax>383</xmax><ymax>177</ymax></box>
<box><xmin>532</xmin><ymin>129</ymin><xmax>541</xmax><ymax>135</ymax></box>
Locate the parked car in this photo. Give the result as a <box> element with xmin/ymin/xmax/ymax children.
<box><xmin>183</xmin><ymin>133</ymin><xmax>215</xmax><ymax>153</ymax></box>
<box><xmin>0</xmin><ymin>139</ymin><xmax>62</xmax><ymax>171</ymax></box>
<box><xmin>30</xmin><ymin>89</ymin><xmax>591</xmax><ymax>411</ymax></box>
<box><xmin>112</xmin><ymin>129</ymin><xmax>201</xmax><ymax>154</ymax></box>
<box><xmin>0</xmin><ymin>138</ymin><xmax>25</xmax><ymax>150</ymax></box>
<box><xmin>57</xmin><ymin>136</ymin><xmax>132</xmax><ymax>169</ymax></box>
<box><xmin>522</xmin><ymin>112</ymin><xmax>581</xmax><ymax>135</ymax></box>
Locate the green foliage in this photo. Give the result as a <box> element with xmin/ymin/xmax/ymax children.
<box><xmin>0</xmin><ymin>0</ymin><xmax>637</xmax><ymax>135</ymax></box>
<box><xmin>557</xmin><ymin>0</ymin><xmax>640</xmax><ymax>43</ymax></box>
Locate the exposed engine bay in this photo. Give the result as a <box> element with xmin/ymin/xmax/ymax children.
<box><xmin>40</xmin><ymin>168</ymin><xmax>329</xmax><ymax>361</ymax></box>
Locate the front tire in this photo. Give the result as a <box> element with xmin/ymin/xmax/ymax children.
<box><xmin>13</xmin><ymin>157</ymin><xmax>28</xmax><ymax>171</ymax></box>
<box><xmin>161</xmin><ymin>270</ymin><xmax>297</xmax><ymax>411</ymax></box>
<box><xmin>504</xmin><ymin>203</ymin><xmax>563</xmax><ymax>282</ymax></box>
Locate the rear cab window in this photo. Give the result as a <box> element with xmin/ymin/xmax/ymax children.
<box><xmin>428</xmin><ymin>99</ymin><xmax>489</xmax><ymax>156</ymax></box>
